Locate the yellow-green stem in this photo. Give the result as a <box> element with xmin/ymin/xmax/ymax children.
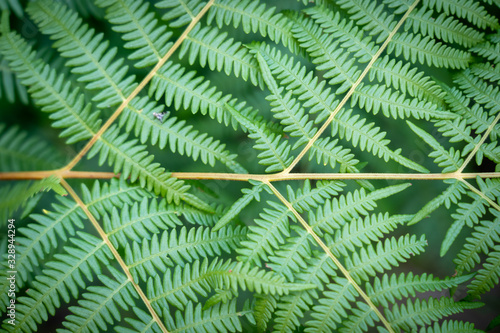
<box><xmin>264</xmin><ymin>181</ymin><xmax>395</xmax><ymax>333</ymax></box>
<box><xmin>1</xmin><ymin>170</ymin><xmax>499</xmax><ymax>181</ymax></box>
<box><xmin>61</xmin><ymin>179</ymin><xmax>170</xmax><ymax>333</ymax></box>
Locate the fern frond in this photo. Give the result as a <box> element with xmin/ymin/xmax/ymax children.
<box><xmin>407</xmin><ymin>121</ymin><xmax>463</xmax><ymax>173</ymax></box>
<box><xmin>308</xmin><ymin>137</ymin><xmax>360</xmax><ymax>172</ymax></box>
<box><xmin>256</xmin><ymin>46</ymin><xmax>426</xmax><ymax>173</ymax></box>
<box><xmin>213</xmin><ymin>181</ymin><xmax>266</xmax><ymax>231</ymax></box>
<box><xmin>0</xmin><ymin>176</ymin><xmax>65</xmax><ymax>224</ymax></box>
<box><xmin>122</xmin><ymin>104</ymin><xmax>245</xmax><ymax>172</ymax></box>
<box><xmin>0</xmin><ymin>55</ymin><xmax>28</xmax><ymax>104</ymax></box>
<box><xmin>181</xmin><ymin>24</ymin><xmax>262</xmax><ymax>86</ymax></box>
<box><xmin>149</xmin><ymin>57</ymin><xmax>262</xmax><ymax>146</ymax></box>
<box><xmin>147</xmin><ymin>258</ymin><xmax>212</xmax><ymax>311</ymax></box>
<box><xmin>126</xmin><ymin>226</ymin><xmax>247</xmax><ymax>282</ymax></box>
<box><xmin>102</xmin><ymin>197</ymin><xmax>183</xmax><ymax>248</ymax></box>
<box><xmin>329</xmin><ymin>213</ymin><xmax>413</xmax><ymax>257</ymax></box>
<box><xmin>19</xmin><ymin>175</ymin><xmax>66</xmax><ymax>198</ymax></box>
<box><xmin>441</xmin><ymin>180</ymin><xmax>499</xmax><ymax>256</ymax></box>
<box><xmin>217</xmin><ymin>257</ymin><xmax>318</xmax><ymax>293</ymax></box>
<box><xmin>13</xmin><ymin>196</ymin><xmax>86</xmax><ymax>284</ymax></box>
<box><xmin>422</xmin><ymin>0</ymin><xmax>500</xmax><ymax>29</ymax></box>
<box><xmin>353</xmin><ymin>84</ymin><xmax>456</xmax><ymax>120</ymax></box>
<box><xmin>438</xmin><ymin>82</ymin><xmax>499</xmax><ymax>139</ymax></box>
<box><xmin>59</xmin><ymin>267</ymin><xmax>137</xmax><ymax>333</ymax></box>
<box><xmin>336</xmin><ymin>0</ymin><xmax>396</xmax><ymax>43</ymax></box>
<box><xmin>275</xmin><ymin>233</ymin><xmax>424</xmax><ymax>333</ymax></box>
<box><xmin>2</xmin><ymin>19</ymin><xmax>193</xmax><ymax>208</ymax></box>
<box><xmin>95</xmin><ymin>0</ymin><xmax>173</xmax><ymax>68</ymax></box>
<box><xmin>27</xmin><ymin>0</ymin><xmax>136</xmax><ymax>109</ymax></box>
<box><xmin>388</xmin><ymin>32</ymin><xmax>472</xmax><ymax>69</ymax></box>
<box><xmin>311</xmin><ymin>183</ymin><xmax>412</xmax><ymax>234</ymax></box>
<box><xmin>467</xmin><ymin>244</ymin><xmax>500</xmax><ymax>298</ymax></box>
<box><xmin>267</xmin><ymin>226</ymin><xmax>316</xmax><ymax>279</ymax></box>
<box><xmin>207</xmin><ymin>0</ymin><xmax>299</xmax><ymax>53</ymax></box>
<box><xmin>268</xmin><ymin>187</ymin><xmax>410</xmax><ymax>296</ymax></box>
<box><xmin>290</xmin><ymin>14</ymin><xmax>360</xmax><ymax>94</ymax></box>
<box><xmin>0</xmin><ymin>178</ymin><xmax>144</xmax><ymax>297</ymax></box>
<box><xmin>345</xmin><ymin>234</ymin><xmax>428</xmax><ymax>282</ymax></box>
<box><xmin>114</xmin><ymin>306</ymin><xmax>163</xmax><ymax>333</ymax></box>
<box><xmin>176</xmin><ymin>299</ymin><xmax>255</xmax><ymax>333</ymax></box>
<box><xmin>272</xmin><ymin>256</ymin><xmax>337</xmax><ymax>333</ymax></box>
<box><xmin>403</xmin><ymin>5</ymin><xmax>485</xmax><ymax>47</ymax></box>
<box><xmin>387</xmin><ymin>297</ymin><xmax>483</xmax><ymax>332</ymax></box>
<box><xmin>471</xmin><ymin>63</ymin><xmax>500</xmax><ymax>83</ymax></box>
<box><xmin>226</xmin><ymin>103</ymin><xmax>293</xmax><ymax>173</ymax></box>
<box><xmin>251</xmin><ymin>44</ymin><xmax>371</xmax><ymax>182</ymax></box>
<box><xmin>454</xmin><ymin>69</ymin><xmax>500</xmax><ymax>115</ymax></box>
<box><xmin>249</xmin><ymin>42</ymin><xmax>338</xmax><ymax>118</ymax></box>
<box><xmin>203</xmin><ymin>288</ymin><xmax>239</xmax><ymax>310</ymax></box>
<box><xmin>435</xmin><ymin>118</ymin><xmax>500</xmax><ymax>165</ymax></box>
<box><xmin>304</xmin><ymin>278</ymin><xmax>358</xmax><ymax>332</ymax></box>
<box><xmin>265</xmin><ymin>187</ymin><xmax>353</xmax><ymax>277</ymax></box>
<box><xmin>156</xmin><ymin>0</ymin><xmax>207</xmax><ymax>28</ymax></box>
<box><xmin>264</xmin><ymin>186</ymin><xmax>347</xmax><ymax>277</ymax></box>
<box><xmin>351</xmin><ymin>0</ymin><xmax>478</xmax><ymax>65</ymax></box>
<box><xmin>253</xmin><ymin>294</ymin><xmax>277</xmax><ymax>332</ymax></box>
<box><xmin>150</xmin><ymin>60</ymin><xmax>230</xmax><ymax>121</ymax></box>
<box><xmin>82</xmin><ymin>178</ymin><xmax>150</xmax><ymax>218</ymax></box>
<box><xmin>89</xmin><ymin>125</ymin><xmax>211</xmax><ymax>211</ymax></box>
<box><xmin>287</xmin><ymin>180</ymin><xmax>345</xmax><ymax>214</ymax></box>
<box><xmin>4</xmin><ymin>233</ymin><xmax>112</xmax><ymax>333</ymax></box>
<box><xmin>370</xmin><ymin>56</ymin><xmax>447</xmax><ymax>106</ymax></box>
<box><xmin>0</xmin><ymin>124</ymin><xmax>63</xmax><ymax>171</ymax></box>
<box><xmin>237</xmin><ymin>180</ymin><xmax>344</xmax><ymax>265</ymax></box>
<box><xmin>117</xmin><ymin>299</ymin><xmax>255</xmax><ymax>333</ymax></box>
<box><xmin>332</xmin><ymin>109</ymin><xmax>429</xmax><ymax>172</ymax></box>
<box><xmin>315</xmin><ymin>146</ymin><xmax>374</xmax><ymax>191</ymax></box>
<box><xmin>95</xmin><ymin>0</ymin><xmax>252</xmax><ymax>126</ymax></box>
<box><xmin>339</xmin><ymin>1</ymin><xmax>472</xmax><ymax>69</ymax></box>
<box><xmin>410</xmin><ymin>179</ymin><xmax>467</xmax><ymax>225</ymax></box>
<box><xmin>182</xmin><ymin>203</ymin><xmax>222</xmax><ymax>226</ymax></box>
<box><xmin>148</xmin><ymin>258</ymin><xmax>315</xmax><ymax>312</ymax></box>
<box><xmin>337</xmin><ymin>302</ymin><xmax>378</xmax><ymax>333</ymax></box>
<box><xmin>0</xmin><ymin>182</ymin><xmax>38</xmax><ymax>223</ymax></box>
<box><xmin>236</xmin><ymin>201</ymin><xmax>293</xmax><ymax>265</ymax></box>
<box><xmin>303</xmin><ymin>235</ymin><xmax>427</xmax><ymax>332</ymax></box>
<box><xmin>44</xmin><ymin>0</ymin><xmax>243</xmax><ymax>172</ymax></box>
<box><xmin>367</xmin><ymin>272</ymin><xmax>473</xmax><ymax>308</ymax></box>
<box><xmin>0</xmin><ymin>26</ymin><xmax>102</xmax><ymax>144</ymax></box>
<box><xmin>31</xmin><ymin>0</ymin><xmax>240</xmax><ymax>173</ymax></box>
<box><xmin>477</xmin><ymin>177</ymin><xmax>500</xmax><ymax>201</ymax></box>
<box><xmin>256</xmin><ymin>51</ymin><xmax>317</xmax><ymax>148</ymax></box>
<box><xmin>454</xmin><ymin>210</ymin><xmax>500</xmax><ymax>274</ymax></box>
<box><xmin>304</xmin><ymin>5</ymin><xmax>377</xmax><ymax>63</ymax></box>
<box><xmin>418</xmin><ymin>320</ymin><xmax>483</xmax><ymax>333</ymax></box>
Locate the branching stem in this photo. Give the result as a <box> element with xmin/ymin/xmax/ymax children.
<box><xmin>170</xmin><ymin>171</ymin><xmax>499</xmax><ymax>182</ymax></box>
<box><xmin>60</xmin><ymin>179</ymin><xmax>170</xmax><ymax>333</ymax></box>
<box><xmin>460</xmin><ymin>178</ymin><xmax>500</xmax><ymax>212</ymax></box>
<box><xmin>282</xmin><ymin>0</ymin><xmax>421</xmax><ymax>174</ymax></box>
<box><xmin>264</xmin><ymin>181</ymin><xmax>395</xmax><ymax>333</ymax></box>
<box><xmin>62</xmin><ymin>0</ymin><xmax>215</xmax><ymax>172</ymax></box>
<box><xmin>48</xmin><ymin>2</ymin><xmax>214</xmax><ymax>331</ymax></box>
<box><xmin>0</xmin><ymin>170</ymin><xmax>118</xmax><ymax>180</ymax></box>
<box><xmin>1</xmin><ymin>170</ymin><xmax>498</xmax><ymax>181</ymax></box>
<box><xmin>458</xmin><ymin>111</ymin><xmax>500</xmax><ymax>173</ymax></box>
